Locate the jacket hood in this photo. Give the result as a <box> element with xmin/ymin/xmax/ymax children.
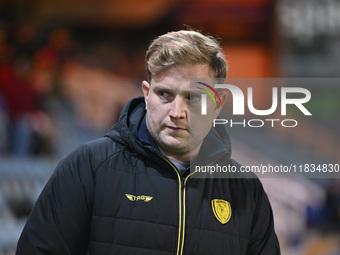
<box><xmin>104</xmin><ymin>97</ymin><xmax>147</xmax><ymax>154</ymax></box>
<box><xmin>104</xmin><ymin>97</ymin><xmax>232</xmax><ymax>161</ymax></box>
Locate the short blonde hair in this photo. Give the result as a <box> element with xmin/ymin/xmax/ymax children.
<box><xmin>145</xmin><ymin>30</ymin><xmax>227</xmax><ymax>81</ymax></box>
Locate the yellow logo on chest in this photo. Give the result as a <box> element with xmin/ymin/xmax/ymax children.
<box><xmin>125</xmin><ymin>194</ymin><xmax>153</xmax><ymax>202</ymax></box>
<box><xmin>211</xmin><ymin>199</ymin><xmax>232</xmax><ymax>224</ymax></box>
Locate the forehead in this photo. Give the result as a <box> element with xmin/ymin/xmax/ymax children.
<box><xmin>151</xmin><ymin>64</ymin><xmax>213</xmax><ymax>91</ymax></box>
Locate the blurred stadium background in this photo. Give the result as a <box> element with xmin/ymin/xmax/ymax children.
<box><xmin>0</xmin><ymin>0</ymin><xmax>339</xmax><ymax>254</ymax></box>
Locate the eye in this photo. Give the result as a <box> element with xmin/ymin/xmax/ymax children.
<box><xmin>159</xmin><ymin>91</ymin><xmax>167</xmax><ymax>97</ymax></box>
<box><xmin>157</xmin><ymin>90</ymin><xmax>172</xmax><ymax>101</ymax></box>
<box><xmin>189</xmin><ymin>93</ymin><xmax>201</xmax><ymax>103</ymax></box>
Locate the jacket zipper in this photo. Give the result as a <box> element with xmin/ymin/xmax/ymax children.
<box><xmin>179</xmin><ymin>171</ymin><xmax>197</xmax><ymax>255</ymax></box>
<box><xmin>156</xmin><ymin>154</ymin><xmax>198</xmax><ymax>255</ymax></box>
<box><xmin>157</xmin><ymin>155</ymin><xmax>183</xmax><ymax>255</ymax></box>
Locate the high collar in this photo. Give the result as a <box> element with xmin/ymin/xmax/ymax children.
<box><xmin>139</xmin><ymin>113</ymin><xmax>228</xmax><ymax>160</ymax></box>
<box><xmin>139</xmin><ymin>114</ymin><xmax>158</xmax><ymax>149</ymax></box>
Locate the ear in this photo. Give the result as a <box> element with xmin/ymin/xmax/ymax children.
<box><xmin>214</xmin><ymin>91</ymin><xmax>228</xmax><ymax>118</ymax></box>
<box><xmin>142</xmin><ymin>81</ymin><xmax>150</xmax><ymax>110</ymax></box>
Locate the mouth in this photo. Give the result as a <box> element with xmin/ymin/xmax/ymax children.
<box><xmin>166</xmin><ymin>126</ymin><xmax>187</xmax><ymax>132</ymax></box>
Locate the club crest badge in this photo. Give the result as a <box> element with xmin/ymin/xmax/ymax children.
<box><xmin>211</xmin><ymin>199</ymin><xmax>232</xmax><ymax>224</ymax></box>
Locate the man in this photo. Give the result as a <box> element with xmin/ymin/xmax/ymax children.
<box><xmin>17</xmin><ymin>30</ymin><xmax>280</xmax><ymax>254</ymax></box>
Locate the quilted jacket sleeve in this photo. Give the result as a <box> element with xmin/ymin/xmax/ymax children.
<box><xmin>16</xmin><ymin>144</ymin><xmax>97</xmax><ymax>255</ymax></box>
<box><xmin>246</xmin><ymin>179</ymin><xmax>281</xmax><ymax>255</ymax></box>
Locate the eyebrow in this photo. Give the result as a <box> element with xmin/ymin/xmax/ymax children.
<box><xmin>153</xmin><ymin>85</ymin><xmax>202</xmax><ymax>95</ymax></box>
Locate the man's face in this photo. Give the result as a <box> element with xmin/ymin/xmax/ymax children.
<box><xmin>142</xmin><ymin>64</ymin><xmax>226</xmax><ymax>162</ymax></box>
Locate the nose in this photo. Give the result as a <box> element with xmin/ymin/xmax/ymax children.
<box><xmin>169</xmin><ymin>96</ymin><xmax>187</xmax><ymax>119</ymax></box>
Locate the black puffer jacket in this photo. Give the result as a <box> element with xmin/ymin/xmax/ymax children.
<box><xmin>17</xmin><ymin>97</ymin><xmax>280</xmax><ymax>255</ymax></box>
